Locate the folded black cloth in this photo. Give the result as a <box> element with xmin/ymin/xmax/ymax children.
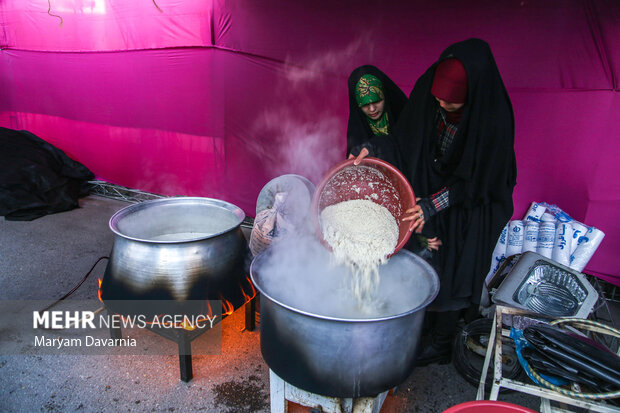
<box><xmin>523</xmin><ymin>324</ymin><xmax>620</xmax><ymax>389</ymax></box>
<box><xmin>0</xmin><ymin>127</ymin><xmax>94</xmax><ymax>221</ymax></box>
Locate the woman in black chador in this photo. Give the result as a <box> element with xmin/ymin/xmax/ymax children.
<box><xmin>346</xmin><ymin>65</ymin><xmax>407</xmax><ymax>169</ymax></box>
<box><xmin>398</xmin><ymin>39</ymin><xmax>517</xmax><ymax>365</ymax></box>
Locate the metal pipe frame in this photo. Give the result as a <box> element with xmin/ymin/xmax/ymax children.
<box><xmin>476</xmin><ymin>305</ymin><xmax>620</xmax><ymax>413</ymax></box>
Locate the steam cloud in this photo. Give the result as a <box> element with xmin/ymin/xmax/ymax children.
<box><xmin>252</xmin><ymin>36</ymin><xmax>375</xmax><ymax>184</ymax></box>
<box><xmin>254</xmin><ymin>233</ymin><xmax>436</xmax><ymax>319</ymax></box>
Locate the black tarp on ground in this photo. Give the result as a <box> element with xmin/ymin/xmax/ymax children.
<box><xmin>0</xmin><ymin>127</ymin><xmax>93</xmax><ymax>221</ymax></box>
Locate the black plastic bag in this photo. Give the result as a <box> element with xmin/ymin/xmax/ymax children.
<box><xmin>0</xmin><ymin>127</ymin><xmax>94</xmax><ymax>220</ymax></box>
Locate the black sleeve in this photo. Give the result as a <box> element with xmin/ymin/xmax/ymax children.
<box><xmin>349</xmin><ymin>134</ymin><xmax>403</xmax><ymax>171</ymax></box>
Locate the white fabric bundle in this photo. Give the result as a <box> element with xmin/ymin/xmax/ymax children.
<box><xmin>570</xmin><ymin>221</ymin><xmax>589</xmax><ymax>254</ymax></box>
<box><xmin>520</xmin><ymin>201</ymin><xmax>605</xmax><ymax>272</ymax></box>
<box><xmin>523</xmin><ymin>220</ymin><xmax>539</xmax><ymax>253</ymax></box>
<box><xmin>506</xmin><ymin>220</ymin><xmax>524</xmax><ymax>257</ymax></box>
<box><xmin>524</xmin><ymin>202</ymin><xmax>546</xmax><ymax>222</ymax></box>
<box><xmin>551</xmin><ymin>222</ymin><xmax>573</xmax><ymax>266</ymax></box>
<box><xmin>536</xmin><ymin>221</ymin><xmax>556</xmax><ymax>259</ymax></box>
<box><xmin>541</xmin><ymin>212</ymin><xmax>556</xmax><ymax>222</ymax></box>
<box><xmin>570</xmin><ymin>227</ymin><xmax>605</xmax><ymax>271</ymax></box>
<box><xmin>485</xmin><ymin>224</ymin><xmax>508</xmax><ymax>284</ymax></box>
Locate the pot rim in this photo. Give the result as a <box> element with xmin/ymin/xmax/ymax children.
<box><xmin>109</xmin><ymin>197</ymin><xmax>245</xmax><ymax>243</ymax></box>
<box><xmin>249</xmin><ymin>249</ymin><xmax>440</xmax><ymax>323</ymax></box>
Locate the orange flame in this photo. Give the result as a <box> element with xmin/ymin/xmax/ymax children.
<box><xmin>222</xmin><ymin>299</ymin><xmax>234</xmax><ymax>316</ymax></box>
<box><xmin>179</xmin><ymin>320</ymin><xmax>196</xmax><ymax>331</ymax></box>
<box><xmin>240</xmin><ymin>276</ymin><xmax>257</xmax><ymax>302</ymax></box>
<box><xmin>98</xmin><ymin>274</ymin><xmax>255</xmax><ymax>326</ymax></box>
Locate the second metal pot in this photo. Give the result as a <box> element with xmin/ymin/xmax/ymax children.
<box><xmin>101</xmin><ymin>197</ymin><xmax>248</xmax><ymax>314</ymax></box>
<box><xmin>250</xmin><ymin>249</ymin><xmax>439</xmax><ymax>397</ymax></box>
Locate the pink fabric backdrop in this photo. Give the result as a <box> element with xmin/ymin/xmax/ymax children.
<box><xmin>1</xmin><ymin>0</ymin><xmax>618</xmax><ymax>282</ymax></box>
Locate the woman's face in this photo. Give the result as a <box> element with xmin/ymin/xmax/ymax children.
<box><xmin>361</xmin><ymin>99</ymin><xmax>385</xmax><ymax>120</ymax></box>
<box><xmin>435</xmin><ymin>97</ymin><xmax>465</xmax><ymax>112</ymax></box>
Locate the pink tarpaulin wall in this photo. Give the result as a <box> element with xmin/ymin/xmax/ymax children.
<box><xmin>1</xmin><ymin>1</ymin><xmax>618</xmax><ymax>282</ymax></box>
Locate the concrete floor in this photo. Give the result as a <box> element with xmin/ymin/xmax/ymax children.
<box><xmin>0</xmin><ymin>195</ymin><xmax>541</xmax><ymax>412</ymax></box>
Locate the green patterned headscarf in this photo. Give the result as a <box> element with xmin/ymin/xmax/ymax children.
<box><xmin>355</xmin><ymin>74</ymin><xmax>389</xmax><ymax>135</ymax></box>
<box><xmin>355</xmin><ymin>74</ymin><xmax>385</xmax><ymax>107</ymax></box>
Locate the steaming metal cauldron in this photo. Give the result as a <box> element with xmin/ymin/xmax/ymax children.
<box><xmin>100</xmin><ymin>197</ymin><xmax>249</xmax><ymax>315</ymax></box>
<box><xmin>250</xmin><ymin>249</ymin><xmax>440</xmax><ymax>398</ymax></box>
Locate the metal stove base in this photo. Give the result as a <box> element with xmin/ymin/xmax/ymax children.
<box><xmin>107</xmin><ymin>296</ymin><xmax>257</xmax><ymax>382</ymax></box>
<box><xmin>269</xmin><ymin>370</ymin><xmax>390</xmax><ymax>413</ymax></box>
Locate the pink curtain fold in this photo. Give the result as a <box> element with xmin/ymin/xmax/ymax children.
<box><xmin>1</xmin><ymin>0</ymin><xmax>618</xmax><ymax>281</ymax></box>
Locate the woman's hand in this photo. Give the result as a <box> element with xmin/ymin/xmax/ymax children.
<box><xmin>402</xmin><ymin>200</ymin><xmax>425</xmax><ymax>233</ymax></box>
<box><xmin>347</xmin><ymin>147</ymin><xmax>369</xmax><ymax>165</ymax></box>
<box><xmin>426</xmin><ymin>237</ymin><xmax>442</xmax><ymax>251</ymax></box>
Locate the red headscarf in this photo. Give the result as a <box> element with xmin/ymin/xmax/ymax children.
<box><xmin>431</xmin><ymin>58</ymin><xmax>467</xmax><ymax>104</ymax></box>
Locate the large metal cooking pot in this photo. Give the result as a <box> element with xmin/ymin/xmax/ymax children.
<box><xmin>101</xmin><ymin>197</ymin><xmax>248</xmax><ymax>314</ymax></box>
<box><xmin>250</xmin><ymin>249</ymin><xmax>439</xmax><ymax>398</ymax></box>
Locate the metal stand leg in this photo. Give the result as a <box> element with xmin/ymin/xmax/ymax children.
<box><xmin>489</xmin><ymin>307</ymin><xmax>504</xmax><ymax>400</ymax></box>
<box><xmin>178</xmin><ymin>336</ymin><xmax>193</xmax><ymax>382</ymax></box>
<box><xmin>245</xmin><ymin>295</ymin><xmax>257</xmax><ymax>332</ymax></box>
<box><xmin>476</xmin><ymin>312</ymin><xmax>497</xmax><ymax>400</ymax></box>
<box><xmin>540</xmin><ymin>398</ymin><xmax>552</xmax><ymax>413</ymax></box>
<box><xmin>270</xmin><ymin>369</ymin><xmax>287</xmax><ymax>413</ymax></box>
<box><xmin>107</xmin><ymin>310</ymin><xmax>122</xmax><ymax>340</ymax></box>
